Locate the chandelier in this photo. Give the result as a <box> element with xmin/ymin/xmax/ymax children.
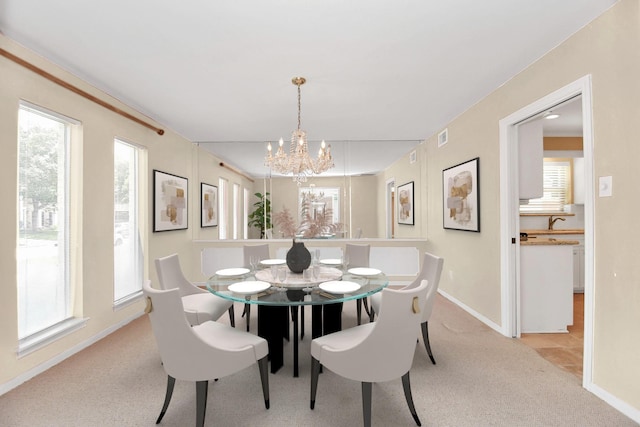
<box><xmin>265</xmin><ymin>77</ymin><xmax>334</xmax><ymax>185</ymax></box>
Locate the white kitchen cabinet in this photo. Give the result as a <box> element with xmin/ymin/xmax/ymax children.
<box><xmin>520</xmin><ymin>244</ymin><xmax>574</xmax><ymax>333</ymax></box>
<box><xmin>566</xmin><ymin>234</ymin><xmax>585</xmax><ymax>293</ymax></box>
<box><xmin>518</xmin><ymin>120</ymin><xmax>543</xmax><ymax>199</ymax></box>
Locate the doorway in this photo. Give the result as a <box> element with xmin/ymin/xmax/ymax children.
<box><xmin>386</xmin><ymin>178</ymin><xmax>395</xmax><ymax>238</ymax></box>
<box><xmin>499</xmin><ymin>75</ymin><xmax>595</xmax><ymax>386</ymax></box>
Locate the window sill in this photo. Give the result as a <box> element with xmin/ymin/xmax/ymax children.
<box><xmin>113</xmin><ymin>290</ymin><xmax>143</xmax><ymax>311</ymax></box>
<box><xmin>18</xmin><ymin>317</ymin><xmax>89</xmax><ymax>358</ymax></box>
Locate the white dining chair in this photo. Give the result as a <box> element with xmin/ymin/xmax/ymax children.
<box><xmin>142</xmin><ymin>280</ymin><xmax>269</xmax><ymax>427</ymax></box>
<box><xmin>370</xmin><ymin>251</ymin><xmax>444</xmax><ymax>364</ymax></box>
<box><xmin>155</xmin><ymin>253</ymin><xmax>235</xmax><ymax>327</ymax></box>
<box><xmin>243</xmin><ymin>244</ymin><xmax>271</xmax><ymax>332</ymax></box>
<box><xmin>310</xmin><ymin>279</ymin><xmax>430</xmax><ymax>427</ymax></box>
<box><xmin>345</xmin><ymin>243</ymin><xmax>371</xmax><ymax>325</ymax></box>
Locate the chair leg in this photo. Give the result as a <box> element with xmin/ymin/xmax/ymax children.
<box><xmin>362</xmin><ymin>382</ymin><xmax>372</xmax><ymax>427</ymax></box>
<box><xmin>257</xmin><ymin>356</ymin><xmax>270</xmax><ymax>409</ymax></box>
<box><xmin>369</xmin><ymin>305</ymin><xmax>375</xmax><ymax>323</ymax></box>
<box><xmin>310</xmin><ymin>357</ymin><xmax>322</xmax><ymax>409</ymax></box>
<box><xmin>401</xmin><ymin>372</ymin><xmax>422</xmax><ymax>426</ymax></box>
<box><xmin>300</xmin><ymin>305</ymin><xmax>305</xmax><ymax>340</ymax></box>
<box><xmin>228</xmin><ymin>305</ymin><xmax>235</xmax><ymax>328</ymax></box>
<box><xmin>155</xmin><ymin>375</ymin><xmax>175</xmax><ymax>424</ymax></box>
<box><xmin>356</xmin><ymin>297</ymin><xmax>372</xmax><ymax>325</ymax></box>
<box><xmin>421</xmin><ymin>321</ymin><xmax>436</xmax><ymax>364</ymax></box>
<box><xmin>195</xmin><ymin>380</ymin><xmax>208</xmax><ymax>427</ymax></box>
<box><xmin>362</xmin><ymin>297</ymin><xmax>371</xmax><ymax>317</ymax></box>
<box><xmin>245</xmin><ymin>303</ymin><xmax>251</xmax><ymax>332</ymax></box>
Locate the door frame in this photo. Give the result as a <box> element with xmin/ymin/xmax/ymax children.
<box><xmin>386</xmin><ymin>178</ymin><xmax>395</xmax><ymax>238</ymax></box>
<box><xmin>499</xmin><ymin>75</ymin><xmax>595</xmax><ymax>386</ymax></box>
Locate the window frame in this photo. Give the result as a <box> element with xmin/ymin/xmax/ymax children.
<box><xmin>17</xmin><ymin>101</ymin><xmax>87</xmax><ymax>357</ymax></box>
<box><xmin>113</xmin><ymin>138</ymin><xmax>147</xmax><ymax>308</ymax></box>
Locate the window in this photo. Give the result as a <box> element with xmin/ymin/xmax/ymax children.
<box><xmin>243</xmin><ymin>187</ymin><xmax>250</xmax><ymax>239</ymax></box>
<box><xmin>298</xmin><ymin>186</ymin><xmax>341</xmax><ymax>224</ymax></box>
<box><xmin>17</xmin><ymin>103</ymin><xmax>81</xmax><ymax>348</ymax></box>
<box><xmin>114</xmin><ymin>139</ymin><xmax>146</xmax><ymax>305</ymax></box>
<box><xmin>232</xmin><ymin>183</ymin><xmax>240</xmax><ymax>239</ymax></box>
<box><xmin>520</xmin><ymin>158</ymin><xmax>572</xmax><ymax>213</ymax></box>
<box><xmin>218</xmin><ymin>178</ymin><xmax>228</xmax><ymax>239</ymax></box>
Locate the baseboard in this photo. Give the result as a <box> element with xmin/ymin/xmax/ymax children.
<box><xmin>586</xmin><ymin>382</ymin><xmax>640</xmax><ymax>424</ymax></box>
<box><xmin>437</xmin><ymin>289</ymin><xmax>503</xmax><ymax>334</ymax></box>
<box><xmin>0</xmin><ymin>311</ymin><xmax>144</xmax><ymax>396</ymax></box>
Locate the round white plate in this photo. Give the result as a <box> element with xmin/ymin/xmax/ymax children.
<box><xmin>228</xmin><ymin>281</ymin><xmax>271</xmax><ymax>295</ymax></box>
<box><xmin>320</xmin><ymin>258</ymin><xmax>342</xmax><ymax>266</ymax></box>
<box><xmin>319</xmin><ymin>280</ymin><xmax>361</xmax><ymax>294</ymax></box>
<box><xmin>216</xmin><ymin>267</ymin><xmax>250</xmax><ymax>277</ymax></box>
<box><xmin>348</xmin><ymin>267</ymin><xmax>382</xmax><ymax>276</ymax></box>
<box><xmin>260</xmin><ymin>258</ymin><xmax>286</xmax><ymax>266</ymax></box>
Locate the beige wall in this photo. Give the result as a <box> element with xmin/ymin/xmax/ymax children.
<box><xmin>1</xmin><ymin>0</ymin><xmax>638</xmax><ymax>418</ymax></box>
<box><xmin>412</xmin><ymin>0</ymin><xmax>638</xmax><ymax>412</ymax></box>
<box><xmin>378</xmin><ymin>144</ymin><xmax>427</xmax><ymax>239</ymax></box>
<box><xmin>0</xmin><ymin>36</ymin><xmax>158</xmax><ymax>384</ymax></box>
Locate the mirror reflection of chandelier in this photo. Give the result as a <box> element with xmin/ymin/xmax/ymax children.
<box><xmin>265</xmin><ymin>77</ymin><xmax>334</xmax><ymax>185</ymax></box>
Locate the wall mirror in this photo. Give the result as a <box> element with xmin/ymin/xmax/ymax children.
<box><xmin>195</xmin><ymin>140</ymin><xmax>422</xmax><ymax>239</ymax></box>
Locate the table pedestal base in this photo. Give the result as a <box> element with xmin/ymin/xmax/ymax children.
<box><xmin>257</xmin><ymin>303</ymin><xmax>343</xmax><ymax>377</ymax></box>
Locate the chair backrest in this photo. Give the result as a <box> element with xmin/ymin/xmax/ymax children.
<box><xmin>345</xmin><ymin>243</ymin><xmax>370</xmax><ymax>268</ymax></box>
<box><xmin>243</xmin><ymin>244</ymin><xmax>270</xmax><ymax>268</ymax></box>
<box><xmin>155</xmin><ymin>253</ymin><xmax>200</xmax><ymax>297</ymax></box>
<box><xmin>328</xmin><ymin>280</ymin><xmax>429</xmax><ymax>383</ymax></box>
<box><xmin>405</xmin><ymin>252</ymin><xmax>444</xmax><ymax>322</ymax></box>
<box><xmin>201</xmin><ymin>247</ymin><xmax>244</xmax><ymax>277</ymax></box>
<box><xmin>142</xmin><ymin>280</ymin><xmax>259</xmax><ymax>381</ymax></box>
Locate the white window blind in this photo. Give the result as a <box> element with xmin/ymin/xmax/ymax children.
<box><xmin>520</xmin><ymin>159</ymin><xmax>571</xmax><ymax>213</ymax></box>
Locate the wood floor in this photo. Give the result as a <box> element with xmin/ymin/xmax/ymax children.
<box><xmin>520</xmin><ymin>293</ymin><xmax>584</xmax><ymax>379</ymax></box>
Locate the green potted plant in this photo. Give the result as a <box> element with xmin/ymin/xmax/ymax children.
<box><xmin>247</xmin><ymin>192</ymin><xmax>272</xmax><ymax>238</ymax></box>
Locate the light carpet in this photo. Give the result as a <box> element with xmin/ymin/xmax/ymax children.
<box><xmin>0</xmin><ymin>296</ymin><xmax>636</xmax><ymax>426</ymax></box>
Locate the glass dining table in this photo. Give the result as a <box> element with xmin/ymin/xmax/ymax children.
<box><xmin>206</xmin><ymin>263</ymin><xmax>388</xmax><ymax>377</ymax></box>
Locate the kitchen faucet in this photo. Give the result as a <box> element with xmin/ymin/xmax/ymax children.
<box><xmin>548</xmin><ymin>215</ymin><xmax>565</xmax><ymax>230</ymax></box>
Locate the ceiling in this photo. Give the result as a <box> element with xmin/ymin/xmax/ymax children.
<box><xmin>0</xmin><ymin>0</ymin><xmax>612</xmax><ymax>176</ymax></box>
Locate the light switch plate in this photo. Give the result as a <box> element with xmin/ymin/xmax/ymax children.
<box><xmin>599</xmin><ymin>176</ymin><xmax>612</xmax><ymax>197</ymax></box>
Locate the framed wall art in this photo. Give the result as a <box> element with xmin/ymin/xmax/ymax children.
<box><xmin>443</xmin><ymin>157</ymin><xmax>480</xmax><ymax>232</ymax></box>
<box><xmin>153</xmin><ymin>170</ymin><xmax>188</xmax><ymax>232</ymax></box>
<box><xmin>397</xmin><ymin>181</ymin><xmax>415</xmax><ymax>225</ymax></box>
<box><xmin>200</xmin><ymin>182</ymin><xmax>218</xmax><ymax>227</ymax></box>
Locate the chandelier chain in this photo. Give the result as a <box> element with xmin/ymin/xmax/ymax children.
<box><xmin>297</xmin><ymin>82</ymin><xmax>302</xmax><ymax>131</ymax></box>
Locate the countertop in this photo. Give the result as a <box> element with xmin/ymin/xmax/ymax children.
<box><xmin>520</xmin><ymin>237</ymin><xmax>580</xmax><ymax>246</ymax></box>
<box><xmin>521</xmin><ymin>229</ymin><xmax>584</xmax><ymax>236</ymax></box>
